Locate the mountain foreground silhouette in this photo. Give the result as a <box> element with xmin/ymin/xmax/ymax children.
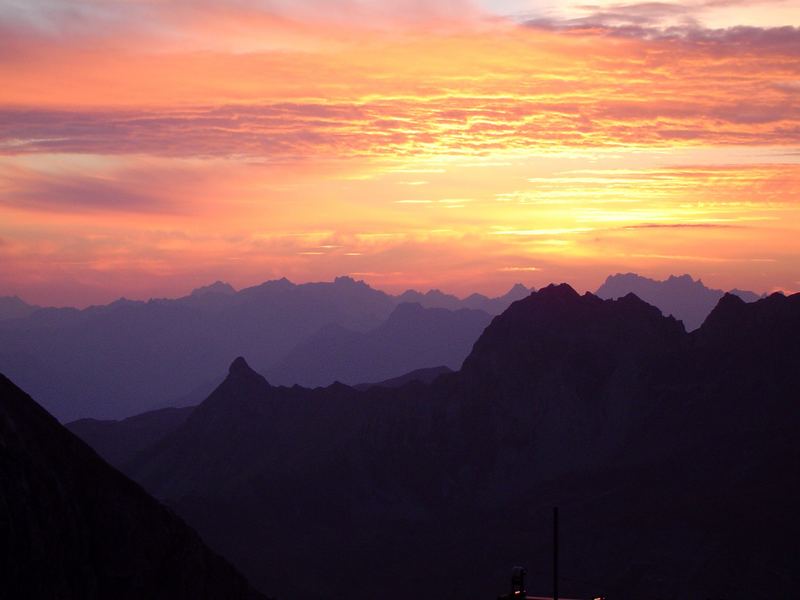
<box><xmin>0</xmin><ymin>373</ymin><xmax>265</xmax><ymax>599</ymax></box>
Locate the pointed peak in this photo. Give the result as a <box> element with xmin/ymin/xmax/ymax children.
<box><xmin>701</xmin><ymin>293</ymin><xmax>747</xmax><ymax>330</ymax></box>
<box><xmin>219</xmin><ymin>356</ymin><xmax>271</xmax><ymax>391</ymax></box>
<box><xmin>229</xmin><ymin>356</ymin><xmax>255</xmax><ymax>376</ymax></box>
<box><xmin>191</xmin><ymin>281</ymin><xmax>235</xmax><ymax>297</ymax></box>
<box><xmin>269</xmin><ymin>277</ymin><xmax>294</xmax><ymax>288</ymax></box>
<box><xmin>621</xmin><ymin>291</ymin><xmax>645</xmax><ymax>302</ymax></box>
<box><xmin>334</xmin><ymin>275</ymin><xmax>362</xmax><ymax>286</ymax></box>
<box><xmin>616</xmin><ymin>292</ymin><xmax>661</xmax><ymax>313</ymax></box>
<box><xmin>604</xmin><ymin>272</ymin><xmax>644</xmax><ymax>283</ymax></box>
<box><xmin>719</xmin><ymin>292</ymin><xmax>747</xmax><ymax>307</ymax></box>
<box><xmin>667</xmin><ymin>273</ymin><xmax>696</xmax><ymax>284</ymax></box>
<box><xmin>328</xmin><ymin>381</ymin><xmax>352</xmax><ymax>393</ymax></box>
<box><xmin>537</xmin><ymin>283</ymin><xmax>580</xmax><ymax>299</ymax></box>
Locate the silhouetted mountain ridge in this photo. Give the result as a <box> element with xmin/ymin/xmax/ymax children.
<box><xmin>0</xmin><ymin>276</ymin><xmax>532</xmax><ymax>420</ymax></box>
<box><xmin>354</xmin><ymin>365</ymin><xmax>453</xmax><ymax>391</ymax></box>
<box><xmin>82</xmin><ymin>285</ymin><xmax>800</xmax><ymax>599</ymax></box>
<box><xmin>596</xmin><ymin>272</ymin><xmax>763</xmax><ymax>330</ymax></box>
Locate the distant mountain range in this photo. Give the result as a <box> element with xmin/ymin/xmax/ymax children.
<box><xmin>0</xmin><ymin>373</ymin><xmax>264</xmax><ymax>599</ymax></box>
<box><xmin>0</xmin><ymin>295</ymin><xmax>40</xmax><ymax>320</ymax></box>
<box><xmin>0</xmin><ymin>273</ymin><xmax>769</xmax><ymax>421</ymax></box>
<box><xmin>396</xmin><ymin>282</ymin><xmax>530</xmax><ymax>314</ymax></box>
<box><xmin>0</xmin><ymin>277</ymin><xmax>531</xmax><ymax>421</ymax></box>
<box><xmin>596</xmin><ymin>273</ymin><xmax>762</xmax><ymax>330</ymax></box>
<box><xmin>64</xmin><ymin>286</ymin><xmax>800</xmax><ymax>600</ymax></box>
<box><xmin>265</xmin><ymin>303</ymin><xmax>491</xmax><ymax>387</ymax></box>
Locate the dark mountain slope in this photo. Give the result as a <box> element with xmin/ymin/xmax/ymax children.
<box><xmin>66</xmin><ymin>364</ymin><xmax>454</xmax><ymax>467</ymax></box>
<box><xmin>354</xmin><ymin>365</ymin><xmax>453</xmax><ymax>390</ymax></box>
<box><xmin>459</xmin><ymin>284</ymin><xmax>688</xmax><ymax>480</ymax></box>
<box><xmin>267</xmin><ymin>303</ymin><xmax>491</xmax><ymax>387</ymax></box>
<box><xmin>0</xmin><ymin>373</ymin><xmax>264</xmax><ymax>599</ymax></box>
<box><xmin>67</xmin><ymin>406</ymin><xmax>194</xmax><ymax>466</ymax></box>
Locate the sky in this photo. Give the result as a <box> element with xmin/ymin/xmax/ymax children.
<box><xmin>1</xmin><ymin>0</ymin><xmax>799</xmax><ymax>306</ymax></box>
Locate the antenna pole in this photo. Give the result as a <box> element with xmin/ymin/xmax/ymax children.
<box><xmin>553</xmin><ymin>506</ymin><xmax>559</xmax><ymax>600</ymax></box>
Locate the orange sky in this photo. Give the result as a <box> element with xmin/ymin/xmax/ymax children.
<box><xmin>1</xmin><ymin>0</ymin><xmax>799</xmax><ymax>306</ymax></box>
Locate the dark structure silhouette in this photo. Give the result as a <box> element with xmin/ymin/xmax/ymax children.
<box><xmin>498</xmin><ymin>566</ymin><xmax>527</xmax><ymax>599</ymax></box>
<box><xmin>553</xmin><ymin>507</ymin><xmax>559</xmax><ymax>600</ymax></box>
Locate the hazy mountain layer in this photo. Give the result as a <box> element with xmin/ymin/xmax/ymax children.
<box><xmin>0</xmin><ymin>295</ymin><xmax>40</xmax><ymax>321</ymax></box>
<box><xmin>0</xmin><ymin>277</ymin><xmax>528</xmax><ymax>421</ymax></box>
<box><xmin>266</xmin><ymin>303</ymin><xmax>491</xmax><ymax>387</ymax></box>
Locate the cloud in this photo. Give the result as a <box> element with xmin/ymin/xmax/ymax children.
<box><xmin>622</xmin><ymin>222</ymin><xmax>742</xmax><ymax>229</ymax></box>
<box><xmin>0</xmin><ymin>0</ymin><xmax>490</xmax><ymax>47</ymax></box>
<box><xmin>0</xmin><ymin>172</ymin><xmax>169</xmax><ymax>214</ymax></box>
<box><xmin>522</xmin><ymin>0</ymin><xmax>800</xmax><ymax>32</ymax></box>
<box><xmin>0</xmin><ymin>161</ymin><xmax>219</xmax><ymax>214</ymax></box>
<box><xmin>526</xmin><ymin>6</ymin><xmax>800</xmax><ymax>50</ymax></box>
<box><xmin>498</xmin><ymin>265</ymin><xmax>540</xmax><ymax>271</ymax></box>
<box><xmin>3</xmin><ymin>86</ymin><xmax>800</xmax><ymax>160</ymax></box>
<box><xmin>2</xmin><ymin>0</ymin><xmax>799</xmax><ymax>157</ymax></box>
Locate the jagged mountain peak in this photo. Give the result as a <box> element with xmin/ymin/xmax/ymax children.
<box><xmin>666</xmin><ymin>273</ymin><xmax>696</xmax><ymax>284</ymax></box>
<box><xmin>220</xmin><ymin>357</ymin><xmax>270</xmax><ymax>393</ymax></box>
<box><xmin>463</xmin><ymin>284</ymin><xmax>683</xmax><ymax>380</ymax></box>
<box><xmin>700</xmin><ymin>289</ymin><xmax>799</xmax><ymax>335</ymax></box>
<box><xmin>537</xmin><ymin>282</ymin><xmax>581</xmax><ymax>300</ymax></box>
<box><xmin>229</xmin><ymin>356</ymin><xmax>257</xmax><ymax>376</ymax></box>
<box><xmin>191</xmin><ymin>281</ymin><xmax>236</xmax><ymax>296</ymax></box>
<box><xmin>334</xmin><ymin>275</ymin><xmax>369</xmax><ymax>287</ymax></box>
<box><xmin>596</xmin><ymin>272</ymin><xmax>762</xmax><ymax>331</ymax></box>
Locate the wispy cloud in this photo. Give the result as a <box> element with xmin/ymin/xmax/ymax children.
<box><xmin>622</xmin><ymin>222</ymin><xmax>742</xmax><ymax>229</ymax></box>
<box><xmin>0</xmin><ymin>164</ymin><xmax>181</xmax><ymax>214</ymax></box>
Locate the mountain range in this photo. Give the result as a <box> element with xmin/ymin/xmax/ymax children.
<box><xmin>265</xmin><ymin>303</ymin><xmax>491</xmax><ymax>388</ymax></box>
<box><xmin>1</xmin><ymin>274</ymin><xmax>765</xmax><ymax>421</ymax></box>
<box><xmin>0</xmin><ymin>277</ymin><xmax>530</xmax><ymax>421</ymax></box>
<box><xmin>596</xmin><ymin>273</ymin><xmax>762</xmax><ymax>330</ymax></box>
<box><xmin>63</xmin><ymin>285</ymin><xmax>800</xmax><ymax>599</ymax></box>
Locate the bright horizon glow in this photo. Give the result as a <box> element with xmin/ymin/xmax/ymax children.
<box><xmin>1</xmin><ymin>0</ymin><xmax>799</xmax><ymax>306</ymax></box>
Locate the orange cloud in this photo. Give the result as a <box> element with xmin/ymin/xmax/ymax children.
<box><xmin>0</xmin><ymin>3</ymin><xmax>799</xmax><ymax>304</ymax></box>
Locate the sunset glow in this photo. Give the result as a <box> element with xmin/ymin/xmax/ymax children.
<box><xmin>2</xmin><ymin>0</ymin><xmax>799</xmax><ymax>305</ymax></box>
